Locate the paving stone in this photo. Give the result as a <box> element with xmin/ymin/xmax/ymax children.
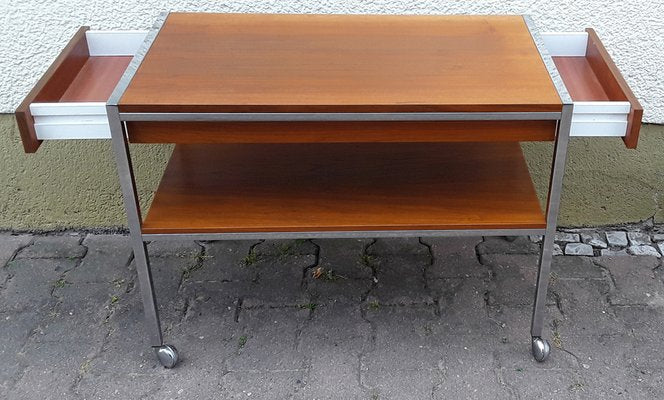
<box><xmin>174</xmin><ymin>285</ymin><xmax>243</xmax><ymax>341</ymax></box>
<box><xmin>79</xmin><ymin>291</ymin><xmax>169</xmax><ymax>376</ymax></box>
<box><xmin>481</xmin><ymin>254</ymin><xmax>540</xmax><ymax>306</ymax></box>
<box><xmin>362</xmin><ymin>368</ymin><xmax>441</xmax><ymax>400</ymax></box>
<box><xmin>430</xmin><ymin>278</ymin><xmax>493</xmax><ymax>333</ymax></box>
<box><xmin>559</xmin><ymin>334</ymin><xmax>646</xmax><ymax>398</ymax></box>
<box><xmin>529</xmin><ymin>235</ymin><xmax>543</xmax><ymax>243</ymax></box>
<box><xmin>361</xmin><ymin>306</ymin><xmax>443</xmax><ymax>398</ymax></box>
<box><xmin>625</xmin><ymin>349</ymin><xmax>664</xmax><ymax>399</ymax></box>
<box><xmin>627</xmin><ymin>232</ymin><xmax>652</xmax><ymax>246</ymax></box>
<box><xmin>613</xmin><ymin>306</ymin><xmax>664</xmax><ymax>341</ymax></box>
<box><xmin>600</xmin><ymin>249</ymin><xmax>629</xmax><ymax>257</ymax></box>
<box><xmin>564</xmin><ymin>243</ymin><xmax>594</xmax><ymax>256</ymax></box>
<box><xmin>296</xmin><ymin>303</ymin><xmax>371</xmax><ymax>399</ymax></box>
<box><xmin>554</xmin><ymin>232</ymin><xmax>580</xmax><ymax>243</ymax></box>
<box><xmin>476</xmin><ymin>237</ymin><xmax>540</xmax><ymax>255</ymax></box>
<box><xmin>298</xmin><ymin>303</ymin><xmax>370</xmax><ymax>356</ymax></box>
<box><xmin>551</xmin><ymin>256</ymin><xmax>604</xmax><ymax>279</ymax></box>
<box><xmin>368</xmin><ymin>237</ymin><xmax>429</xmax><ymax>257</ymax></box>
<box><xmin>553</xmin><ymin>243</ymin><xmax>563</xmax><ymax>256</ymax></box>
<box><xmin>241</xmin><ymin>251</ymin><xmax>314</xmax><ymax>307</ymax></box>
<box><xmin>256</xmin><ymin>239</ymin><xmax>317</xmax><ymax>257</ymax></box>
<box><xmin>192</xmin><ymin>241</ymin><xmax>258</xmax><ymax>282</ymax></box>
<box><xmin>222</xmin><ymin>371</ymin><xmax>307</xmax><ymax>400</ymax></box>
<box><xmin>32</xmin><ymin>283</ymin><xmax>117</xmax><ymax>344</ymax></box>
<box><xmin>549</xmin><ymin>279</ymin><xmax>623</xmax><ymax>336</ymax></box>
<box><xmin>565</xmin><ymin>323</ymin><xmax>664</xmax><ymax>398</ymax></box>
<box><xmin>306</xmin><ymin>239</ymin><xmax>373</xmax><ymax>303</ymax></box>
<box><xmin>422</xmin><ymin>237</ymin><xmax>488</xmax><ymax>279</ymax></box>
<box><xmin>496</xmin><ymin>345</ymin><xmax>585</xmax><ymax>400</ymax></box>
<box><xmin>296</xmin><ymin>353</ymin><xmax>368</xmax><ymax>400</ymax></box>
<box><xmin>433</xmin><ymin>347</ymin><xmax>511</xmax><ymax>400</ymax></box>
<box><xmin>313</xmin><ymin>239</ymin><xmax>373</xmax><ymax>280</ymax></box>
<box><xmin>363</xmin><ymin>305</ymin><xmax>442</xmax><ymax>369</ymax></box>
<box><xmin>597</xmin><ymin>256</ymin><xmax>662</xmax><ymax>306</ymax></box>
<box><xmin>487</xmin><ymin>304</ymin><xmax>557</xmax><ymax>345</ymax></box>
<box><xmin>0</xmin><ymin>234</ymin><xmax>32</xmax><ymax>292</ymax></box>
<box><xmin>228</xmin><ymin>307</ymin><xmax>310</xmax><ymax>372</ymax></box>
<box><xmin>371</xmin><ymin>255</ymin><xmax>433</xmax><ymax>305</ymax></box>
<box><xmin>606</xmin><ymin>231</ymin><xmax>629</xmax><ymax>247</ymax></box>
<box><xmin>0</xmin><ymin>310</ymin><xmax>41</xmax><ymax>390</ymax></box>
<box><xmin>580</xmin><ymin>232</ymin><xmax>608</xmax><ymax>249</ymax></box>
<box><xmin>627</xmin><ymin>245</ymin><xmax>661</xmax><ymax>258</ymax></box>
<box><xmin>144</xmin><ymin>371</ymin><xmax>225</xmax><ymax>400</ymax></box>
<box><xmin>7</xmin><ymin>337</ymin><xmax>92</xmax><ymax>400</ymax></box>
<box><xmin>68</xmin><ymin>234</ymin><xmax>132</xmax><ymax>283</ymax></box>
<box><xmin>0</xmin><ymin>258</ymin><xmax>77</xmax><ymax>312</ymax></box>
<box><xmin>0</xmin><ymin>234</ymin><xmax>32</xmax><ymax>267</ymax></box>
<box><xmin>147</xmin><ymin>240</ymin><xmax>202</xmax><ymax>258</ymax></box>
<box><xmin>652</xmin><ymin>233</ymin><xmax>664</xmax><ymax>242</ymax></box>
<box><xmin>148</xmin><ymin>255</ymin><xmax>196</xmax><ymax>305</ymax></box>
<box><xmin>3</xmin><ymin>232</ymin><xmax>664</xmax><ymax>398</ymax></box>
<box><xmin>306</xmin><ymin>275</ymin><xmax>371</xmax><ymax>305</ymax></box>
<box><xmin>15</xmin><ymin>235</ymin><xmax>85</xmax><ymax>259</ymax></box>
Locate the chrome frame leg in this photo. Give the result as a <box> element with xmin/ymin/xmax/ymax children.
<box><xmin>530</xmin><ymin>103</ymin><xmax>573</xmax><ymax>361</ymax></box>
<box><xmin>107</xmin><ymin>105</ymin><xmax>163</xmax><ymax>348</ymax></box>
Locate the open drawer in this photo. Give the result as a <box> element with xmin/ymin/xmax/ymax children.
<box><xmin>542</xmin><ymin>29</ymin><xmax>643</xmax><ymax>148</ymax></box>
<box><xmin>15</xmin><ymin>28</ymin><xmax>147</xmax><ymax>152</ymax></box>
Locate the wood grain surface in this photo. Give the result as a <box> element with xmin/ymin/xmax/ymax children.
<box><xmin>15</xmin><ymin>27</ymin><xmax>90</xmax><ymax>152</ymax></box>
<box><xmin>120</xmin><ymin>13</ymin><xmax>562</xmax><ymax>114</ymax></box>
<box><xmin>142</xmin><ymin>142</ymin><xmax>545</xmax><ymax>234</ymax></box>
<box><xmin>60</xmin><ymin>56</ymin><xmax>132</xmax><ymax>102</ymax></box>
<box><xmin>127</xmin><ymin>120</ymin><xmax>556</xmax><ymax>143</ymax></box>
<box><xmin>585</xmin><ymin>28</ymin><xmax>642</xmax><ymax>149</ymax></box>
<box><xmin>552</xmin><ymin>57</ymin><xmax>610</xmax><ymax>101</ymax></box>
<box><xmin>552</xmin><ymin>29</ymin><xmax>643</xmax><ymax>148</ymax></box>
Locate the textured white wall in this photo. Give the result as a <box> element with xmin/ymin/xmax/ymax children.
<box><xmin>1</xmin><ymin>0</ymin><xmax>663</xmax><ymax>122</ymax></box>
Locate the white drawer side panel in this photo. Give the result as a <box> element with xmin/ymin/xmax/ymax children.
<box><xmin>86</xmin><ymin>31</ymin><xmax>148</xmax><ymax>56</ymax></box>
<box><xmin>541</xmin><ymin>32</ymin><xmax>589</xmax><ymax>56</ymax></box>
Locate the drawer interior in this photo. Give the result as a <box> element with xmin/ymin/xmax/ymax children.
<box><xmin>541</xmin><ymin>30</ymin><xmax>642</xmax><ymax>147</ymax></box>
<box><xmin>15</xmin><ymin>28</ymin><xmax>147</xmax><ymax>152</ymax></box>
<box><xmin>59</xmin><ymin>56</ymin><xmax>132</xmax><ymax>102</ymax></box>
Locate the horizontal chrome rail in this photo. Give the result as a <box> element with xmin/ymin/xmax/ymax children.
<box><xmin>142</xmin><ymin>228</ymin><xmax>546</xmax><ymax>241</ymax></box>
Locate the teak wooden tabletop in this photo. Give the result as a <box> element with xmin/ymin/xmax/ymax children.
<box><xmin>119</xmin><ymin>13</ymin><xmax>562</xmax><ymax>113</ymax></box>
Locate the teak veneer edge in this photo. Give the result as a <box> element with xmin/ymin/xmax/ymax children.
<box><xmin>15</xmin><ymin>27</ymin><xmax>90</xmax><ymax>153</ymax></box>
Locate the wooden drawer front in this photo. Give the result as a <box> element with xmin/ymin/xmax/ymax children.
<box><xmin>542</xmin><ymin>30</ymin><xmax>643</xmax><ymax>148</ymax></box>
<box><xmin>15</xmin><ymin>29</ymin><xmax>147</xmax><ymax>152</ymax></box>
<box><xmin>127</xmin><ymin>120</ymin><xmax>557</xmax><ymax>144</ymax></box>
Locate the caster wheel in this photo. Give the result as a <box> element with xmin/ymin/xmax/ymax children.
<box><xmin>531</xmin><ymin>337</ymin><xmax>550</xmax><ymax>362</ymax></box>
<box><xmin>155</xmin><ymin>344</ymin><xmax>179</xmax><ymax>368</ymax></box>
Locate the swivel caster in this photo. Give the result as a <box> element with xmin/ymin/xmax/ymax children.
<box><xmin>531</xmin><ymin>337</ymin><xmax>550</xmax><ymax>362</ymax></box>
<box><xmin>155</xmin><ymin>344</ymin><xmax>179</xmax><ymax>368</ymax></box>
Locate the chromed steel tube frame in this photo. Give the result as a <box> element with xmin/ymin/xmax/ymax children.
<box><xmin>525</xmin><ymin>15</ymin><xmax>575</xmax><ymax>340</ymax></box>
<box><xmin>106</xmin><ymin>11</ymin><xmax>168</xmax><ymax>349</ymax></box>
<box><xmin>530</xmin><ymin>104</ymin><xmax>573</xmax><ymax>337</ymax></box>
<box><xmin>108</xmin><ymin>108</ymin><xmax>163</xmax><ymax>347</ymax></box>
<box><xmin>106</xmin><ymin>12</ymin><xmax>574</xmax><ymax>359</ymax></box>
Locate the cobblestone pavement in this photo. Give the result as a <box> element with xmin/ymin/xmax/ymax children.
<box><xmin>1</xmin><ymin>231</ymin><xmax>663</xmax><ymax>399</ymax></box>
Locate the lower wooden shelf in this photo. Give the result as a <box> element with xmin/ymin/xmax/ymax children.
<box><xmin>142</xmin><ymin>142</ymin><xmax>545</xmax><ymax>234</ymax></box>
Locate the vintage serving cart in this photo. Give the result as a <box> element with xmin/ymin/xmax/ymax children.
<box><xmin>15</xmin><ymin>13</ymin><xmax>642</xmax><ymax>367</ymax></box>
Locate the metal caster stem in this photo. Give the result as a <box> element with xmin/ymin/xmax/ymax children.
<box><xmin>155</xmin><ymin>344</ymin><xmax>179</xmax><ymax>368</ymax></box>
<box><xmin>531</xmin><ymin>337</ymin><xmax>550</xmax><ymax>362</ymax></box>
